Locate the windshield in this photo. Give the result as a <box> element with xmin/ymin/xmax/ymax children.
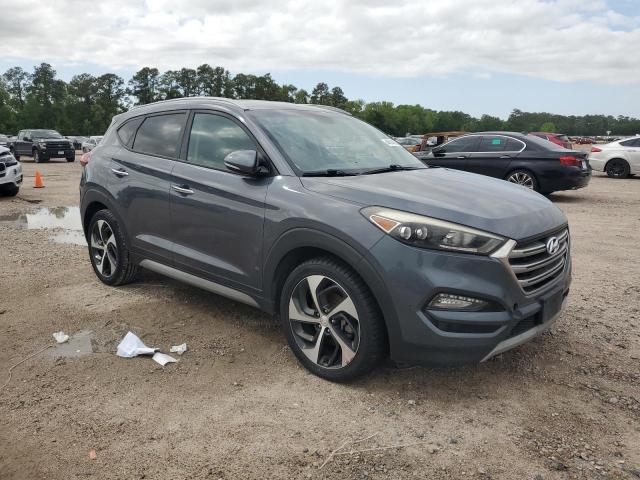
<box><xmin>32</xmin><ymin>130</ymin><xmax>63</xmax><ymax>139</ymax></box>
<box><xmin>249</xmin><ymin>109</ymin><xmax>424</xmax><ymax>174</ymax></box>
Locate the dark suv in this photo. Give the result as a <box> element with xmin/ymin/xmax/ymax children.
<box><xmin>80</xmin><ymin>98</ymin><xmax>571</xmax><ymax>381</ymax></box>
<box><xmin>11</xmin><ymin>129</ymin><xmax>75</xmax><ymax>163</ymax></box>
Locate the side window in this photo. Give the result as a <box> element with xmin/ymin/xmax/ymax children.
<box><xmin>117</xmin><ymin>117</ymin><xmax>144</xmax><ymax>147</ymax></box>
<box><xmin>436</xmin><ymin>136</ymin><xmax>479</xmax><ymax>154</ymax></box>
<box><xmin>132</xmin><ymin>113</ymin><xmax>187</xmax><ymax>158</ymax></box>
<box><xmin>620</xmin><ymin>138</ymin><xmax>640</xmax><ymax>147</ymax></box>
<box><xmin>186</xmin><ymin>113</ymin><xmax>257</xmax><ymax>171</ymax></box>
<box><xmin>505</xmin><ymin>138</ymin><xmax>524</xmax><ymax>151</ymax></box>
<box><xmin>478</xmin><ymin>136</ymin><xmax>508</xmax><ymax>153</ymax></box>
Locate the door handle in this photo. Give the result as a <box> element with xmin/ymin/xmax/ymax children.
<box><xmin>456</xmin><ymin>156</ymin><xmax>467</xmax><ymax>159</ymax></box>
<box><xmin>172</xmin><ymin>184</ymin><xmax>194</xmax><ymax>195</ymax></box>
<box><xmin>500</xmin><ymin>155</ymin><xmax>512</xmax><ymax>158</ymax></box>
<box><xmin>111</xmin><ymin>168</ymin><xmax>129</xmax><ymax>177</ymax></box>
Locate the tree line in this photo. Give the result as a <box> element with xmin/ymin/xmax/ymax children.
<box><xmin>1</xmin><ymin>63</ymin><xmax>639</xmax><ymax>137</ymax></box>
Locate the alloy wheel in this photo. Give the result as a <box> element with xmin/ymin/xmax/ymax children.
<box><xmin>606</xmin><ymin>159</ymin><xmax>627</xmax><ymax>178</ymax></box>
<box><xmin>288</xmin><ymin>275</ymin><xmax>360</xmax><ymax>369</ymax></box>
<box><xmin>90</xmin><ymin>219</ymin><xmax>118</xmax><ymax>277</ymax></box>
<box><xmin>507</xmin><ymin>172</ymin><xmax>535</xmax><ymax>189</ymax></box>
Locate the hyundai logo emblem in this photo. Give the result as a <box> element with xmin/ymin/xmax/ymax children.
<box><xmin>546</xmin><ymin>236</ymin><xmax>560</xmax><ymax>254</ymax></box>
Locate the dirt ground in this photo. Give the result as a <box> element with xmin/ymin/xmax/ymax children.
<box><xmin>0</xmin><ymin>155</ymin><xmax>638</xmax><ymax>480</ymax></box>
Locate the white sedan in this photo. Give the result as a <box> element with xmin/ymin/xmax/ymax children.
<box><xmin>589</xmin><ymin>137</ymin><xmax>640</xmax><ymax>178</ymax></box>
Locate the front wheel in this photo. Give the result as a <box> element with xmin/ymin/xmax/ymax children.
<box><xmin>0</xmin><ymin>184</ymin><xmax>19</xmax><ymax>196</ymax></box>
<box><xmin>280</xmin><ymin>257</ymin><xmax>387</xmax><ymax>382</ymax></box>
<box><xmin>33</xmin><ymin>149</ymin><xmax>42</xmax><ymax>163</ymax></box>
<box><xmin>88</xmin><ymin>210</ymin><xmax>138</xmax><ymax>286</ymax></box>
<box><xmin>506</xmin><ymin>169</ymin><xmax>539</xmax><ymax>192</ymax></box>
<box><xmin>605</xmin><ymin>159</ymin><xmax>630</xmax><ymax>178</ymax></box>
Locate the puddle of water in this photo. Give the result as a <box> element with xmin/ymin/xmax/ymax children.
<box><xmin>1</xmin><ymin>206</ymin><xmax>86</xmax><ymax>245</ymax></box>
<box><xmin>44</xmin><ymin>330</ymin><xmax>94</xmax><ymax>358</ymax></box>
<box><xmin>25</xmin><ymin>206</ymin><xmax>82</xmax><ymax>230</ymax></box>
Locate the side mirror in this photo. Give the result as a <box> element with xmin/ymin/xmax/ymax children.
<box><xmin>224</xmin><ymin>150</ymin><xmax>268</xmax><ymax>176</ymax></box>
<box><xmin>24</xmin><ymin>137</ymin><xmax>32</xmax><ymax>142</ymax></box>
<box><xmin>432</xmin><ymin>148</ymin><xmax>445</xmax><ymax>157</ymax></box>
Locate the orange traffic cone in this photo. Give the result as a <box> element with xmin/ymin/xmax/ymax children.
<box><xmin>34</xmin><ymin>170</ymin><xmax>45</xmax><ymax>188</ymax></box>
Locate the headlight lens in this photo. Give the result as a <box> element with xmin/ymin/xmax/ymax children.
<box><xmin>361</xmin><ymin>206</ymin><xmax>505</xmax><ymax>254</ymax></box>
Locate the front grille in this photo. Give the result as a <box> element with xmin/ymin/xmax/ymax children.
<box><xmin>508</xmin><ymin>229</ymin><xmax>569</xmax><ymax>295</ymax></box>
<box><xmin>44</xmin><ymin>141</ymin><xmax>71</xmax><ymax>151</ymax></box>
<box><xmin>0</xmin><ymin>162</ymin><xmax>5</xmax><ymax>177</ymax></box>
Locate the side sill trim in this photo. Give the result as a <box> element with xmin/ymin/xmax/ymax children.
<box><xmin>139</xmin><ymin>259</ymin><xmax>260</xmax><ymax>308</ymax></box>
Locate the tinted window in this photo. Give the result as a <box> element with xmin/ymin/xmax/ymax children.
<box><xmin>478</xmin><ymin>136</ymin><xmax>508</xmax><ymax>152</ymax></box>
<box><xmin>525</xmin><ymin>134</ymin><xmax>567</xmax><ymax>151</ymax></box>
<box><xmin>620</xmin><ymin>138</ymin><xmax>640</xmax><ymax>147</ymax></box>
<box><xmin>187</xmin><ymin>113</ymin><xmax>256</xmax><ymax>170</ymax></box>
<box><xmin>133</xmin><ymin>113</ymin><xmax>186</xmax><ymax>158</ymax></box>
<box><xmin>117</xmin><ymin>118</ymin><xmax>143</xmax><ymax>147</ymax></box>
<box><xmin>436</xmin><ymin>136</ymin><xmax>479</xmax><ymax>154</ymax></box>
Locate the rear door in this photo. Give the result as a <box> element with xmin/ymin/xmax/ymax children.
<box><xmin>15</xmin><ymin>130</ymin><xmax>30</xmax><ymax>156</ymax></box>
<box><xmin>170</xmin><ymin>111</ymin><xmax>270</xmax><ymax>290</ymax></box>
<box><xmin>426</xmin><ymin>135</ymin><xmax>480</xmax><ymax>171</ymax></box>
<box><xmin>467</xmin><ymin>135</ymin><xmax>525</xmax><ymax>179</ymax></box>
<box><xmin>110</xmin><ymin>112</ymin><xmax>187</xmax><ymax>262</ymax></box>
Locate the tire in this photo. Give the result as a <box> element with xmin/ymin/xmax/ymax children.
<box><xmin>505</xmin><ymin>169</ymin><xmax>539</xmax><ymax>192</ymax></box>
<box><xmin>66</xmin><ymin>156</ymin><xmax>75</xmax><ymax>162</ymax></box>
<box><xmin>33</xmin><ymin>149</ymin><xmax>42</xmax><ymax>163</ymax></box>
<box><xmin>0</xmin><ymin>184</ymin><xmax>19</xmax><ymax>196</ymax></box>
<box><xmin>279</xmin><ymin>256</ymin><xmax>387</xmax><ymax>382</ymax></box>
<box><xmin>87</xmin><ymin>209</ymin><xmax>138</xmax><ymax>286</ymax></box>
<box><xmin>605</xmin><ymin>159</ymin><xmax>630</xmax><ymax>178</ymax></box>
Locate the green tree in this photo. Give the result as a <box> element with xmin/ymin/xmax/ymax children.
<box><xmin>540</xmin><ymin>121</ymin><xmax>556</xmax><ymax>132</ymax></box>
<box><xmin>129</xmin><ymin>67</ymin><xmax>160</xmax><ymax>105</ymax></box>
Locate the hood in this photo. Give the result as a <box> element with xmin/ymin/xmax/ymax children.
<box><xmin>301</xmin><ymin>168</ymin><xmax>567</xmax><ymax>241</ymax></box>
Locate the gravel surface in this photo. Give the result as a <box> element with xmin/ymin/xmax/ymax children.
<box><xmin>1</xmin><ymin>156</ymin><xmax>639</xmax><ymax>479</ymax></box>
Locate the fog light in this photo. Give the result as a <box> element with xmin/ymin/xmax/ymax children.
<box><xmin>428</xmin><ymin>293</ymin><xmax>489</xmax><ymax>311</ymax></box>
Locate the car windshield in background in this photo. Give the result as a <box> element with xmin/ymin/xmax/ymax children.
<box><xmin>32</xmin><ymin>130</ymin><xmax>63</xmax><ymax>139</ymax></box>
<box><xmin>525</xmin><ymin>134</ymin><xmax>568</xmax><ymax>151</ymax></box>
<box><xmin>557</xmin><ymin>135</ymin><xmax>570</xmax><ymax>142</ymax></box>
<box><xmin>250</xmin><ymin>110</ymin><xmax>425</xmax><ymax>175</ymax></box>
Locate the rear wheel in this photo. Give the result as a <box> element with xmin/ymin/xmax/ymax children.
<box><xmin>506</xmin><ymin>169</ymin><xmax>539</xmax><ymax>191</ymax></box>
<box><xmin>88</xmin><ymin>210</ymin><xmax>137</xmax><ymax>286</ymax></box>
<box><xmin>280</xmin><ymin>257</ymin><xmax>387</xmax><ymax>382</ymax></box>
<box><xmin>605</xmin><ymin>159</ymin><xmax>630</xmax><ymax>178</ymax></box>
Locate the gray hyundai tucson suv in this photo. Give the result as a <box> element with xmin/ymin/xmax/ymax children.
<box><xmin>80</xmin><ymin>98</ymin><xmax>571</xmax><ymax>381</ymax></box>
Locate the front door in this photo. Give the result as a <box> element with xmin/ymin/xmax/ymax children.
<box><xmin>427</xmin><ymin>135</ymin><xmax>480</xmax><ymax>171</ymax></box>
<box><xmin>14</xmin><ymin>130</ymin><xmax>31</xmax><ymax>156</ymax></box>
<box><xmin>170</xmin><ymin>111</ymin><xmax>270</xmax><ymax>291</ymax></box>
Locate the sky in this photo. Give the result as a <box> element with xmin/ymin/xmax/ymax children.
<box><xmin>1</xmin><ymin>0</ymin><xmax>639</xmax><ymax>119</ymax></box>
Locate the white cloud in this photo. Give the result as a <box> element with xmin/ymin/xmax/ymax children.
<box><xmin>0</xmin><ymin>0</ymin><xmax>638</xmax><ymax>84</ymax></box>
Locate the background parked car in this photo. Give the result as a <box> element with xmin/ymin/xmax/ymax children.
<box><xmin>577</xmin><ymin>136</ymin><xmax>596</xmax><ymax>144</ymax></box>
<box><xmin>82</xmin><ymin>136</ymin><xmax>103</xmax><ymax>153</ymax></box>
<box><xmin>68</xmin><ymin>136</ymin><xmax>87</xmax><ymax>150</ymax></box>
<box><xmin>11</xmin><ymin>129</ymin><xmax>75</xmax><ymax>163</ymax></box>
<box><xmin>0</xmin><ymin>134</ymin><xmax>10</xmax><ymax>148</ymax></box>
<box><xmin>0</xmin><ymin>145</ymin><xmax>22</xmax><ymax>196</ymax></box>
<box><xmin>421</xmin><ymin>132</ymin><xmax>591</xmax><ymax>194</ymax></box>
<box><xmin>394</xmin><ymin>136</ymin><xmax>422</xmax><ymax>152</ymax></box>
<box><xmin>530</xmin><ymin>132</ymin><xmax>572</xmax><ymax>149</ymax></box>
<box><xmin>588</xmin><ymin>137</ymin><xmax>640</xmax><ymax>178</ymax></box>
<box><xmin>413</xmin><ymin>131</ymin><xmax>467</xmax><ymax>160</ymax></box>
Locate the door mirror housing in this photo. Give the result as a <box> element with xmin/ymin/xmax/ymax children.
<box><xmin>224</xmin><ymin>150</ymin><xmax>269</xmax><ymax>176</ymax></box>
<box><xmin>23</xmin><ymin>136</ymin><xmax>32</xmax><ymax>142</ymax></box>
<box><xmin>432</xmin><ymin>148</ymin><xmax>445</xmax><ymax>157</ymax></box>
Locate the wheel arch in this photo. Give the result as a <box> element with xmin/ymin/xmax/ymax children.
<box><xmin>81</xmin><ymin>187</ymin><xmax>129</xmax><ymax>242</ymax></box>
<box><xmin>604</xmin><ymin>157</ymin><xmax>629</xmax><ymax>171</ymax></box>
<box><xmin>263</xmin><ymin>228</ymin><xmax>401</xmax><ymax>355</ymax></box>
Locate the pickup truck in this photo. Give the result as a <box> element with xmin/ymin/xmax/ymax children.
<box><xmin>10</xmin><ymin>129</ymin><xmax>75</xmax><ymax>163</ymax></box>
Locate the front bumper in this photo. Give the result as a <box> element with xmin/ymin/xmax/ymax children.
<box><xmin>43</xmin><ymin>147</ymin><xmax>75</xmax><ymax>158</ymax></box>
<box><xmin>367</xmin><ymin>235</ymin><xmax>571</xmax><ymax>366</ymax></box>
<box><xmin>0</xmin><ymin>163</ymin><xmax>22</xmax><ymax>186</ymax></box>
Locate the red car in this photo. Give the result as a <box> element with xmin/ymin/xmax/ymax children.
<box><xmin>530</xmin><ymin>132</ymin><xmax>572</xmax><ymax>149</ymax></box>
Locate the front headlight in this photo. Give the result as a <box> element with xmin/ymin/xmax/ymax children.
<box><xmin>361</xmin><ymin>206</ymin><xmax>505</xmax><ymax>255</ymax></box>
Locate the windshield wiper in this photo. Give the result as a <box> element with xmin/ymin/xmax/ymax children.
<box><xmin>302</xmin><ymin>169</ymin><xmax>360</xmax><ymax>177</ymax></box>
<box><xmin>361</xmin><ymin>164</ymin><xmax>426</xmax><ymax>175</ymax></box>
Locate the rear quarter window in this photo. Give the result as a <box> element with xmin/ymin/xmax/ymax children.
<box><xmin>117</xmin><ymin>117</ymin><xmax>144</xmax><ymax>147</ymax></box>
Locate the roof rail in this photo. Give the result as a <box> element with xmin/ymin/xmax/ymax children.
<box><xmin>307</xmin><ymin>104</ymin><xmax>352</xmax><ymax>116</ymax></box>
<box><xmin>129</xmin><ymin>96</ymin><xmax>240</xmax><ymax>111</ymax></box>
